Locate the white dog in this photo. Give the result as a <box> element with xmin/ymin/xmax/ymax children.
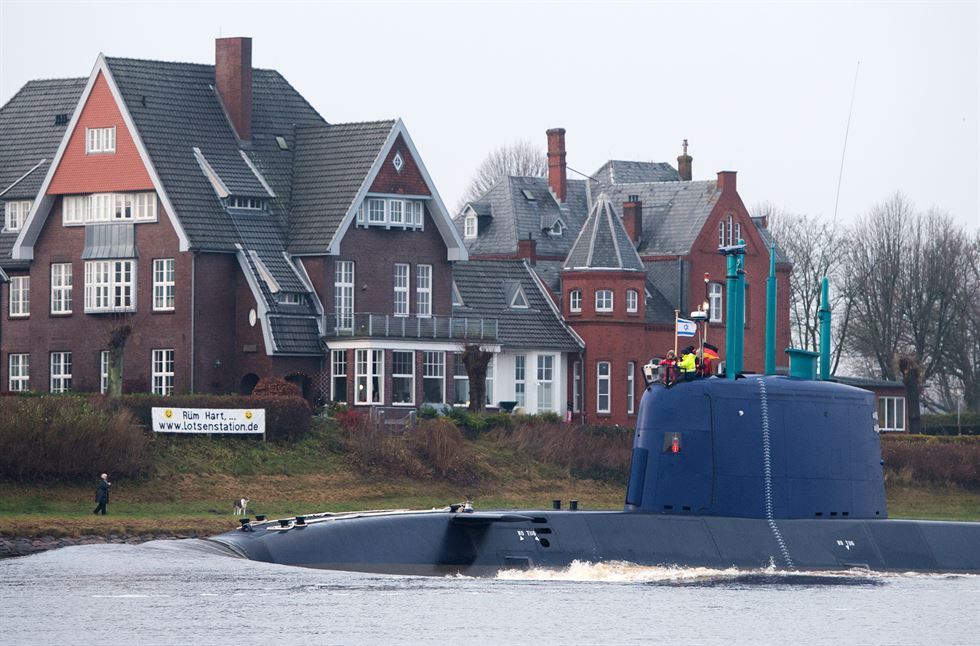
<box><xmin>233</xmin><ymin>498</ymin><xmax>249</xmax><ymax>516</ymax></box>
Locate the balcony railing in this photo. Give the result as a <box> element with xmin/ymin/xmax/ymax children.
<box><xmin>326</xmin><ymin>313</ymin><xmax>498</xmax><ymax>341</ymax></box>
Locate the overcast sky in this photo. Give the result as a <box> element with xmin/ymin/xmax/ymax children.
<box><xmin>1</xmin><ymin>1</ymin><xmax>977</xmax><ymax>229</ymax></box>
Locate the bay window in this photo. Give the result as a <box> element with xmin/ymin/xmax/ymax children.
<box><xmin>84</xmin><ymin>260</ymin><xmax>135</xmax><ymax>312</ymax></box>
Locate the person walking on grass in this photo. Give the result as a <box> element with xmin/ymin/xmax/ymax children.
<box><xmin>93</xmin><ymin>473</ymin><xmax>111</xmax><ymax>515</ymax></box>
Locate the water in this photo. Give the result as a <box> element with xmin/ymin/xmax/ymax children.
<box><xmin>1</xmin><ymin>540</ymin><xmax>977</xmax><ymax>645</ymax></box>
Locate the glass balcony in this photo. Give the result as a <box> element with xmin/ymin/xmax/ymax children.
<box><xmin>326</xmin><ymin>313</ymin><xmax>498</xmax><ymax>341</ymax></box>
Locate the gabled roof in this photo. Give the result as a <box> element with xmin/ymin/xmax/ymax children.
<box><xmin>453</xmin><ymin>260</ymin><xmax>583</xmax><ymax>352</ymax></box>
<box><xmin>592</xmin><ymin>159</ymin><xmax>681</xmax><ymax>185</ymax></box>
<box><xmin>563</xmin><ymin>194</ymin><xmax>645</xmax><ymax>271</ymax></box>
<box><xmin>0</xmin><ymin>77</ymin><xmax>87</xmax><ymax>269</ymax></box>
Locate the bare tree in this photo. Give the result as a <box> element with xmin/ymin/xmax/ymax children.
<box><xmin>460</xmin><ymin>344</ymin><xmax>493</xmax><ymax>412</ymax></box>
<box><xmin>100</xmin><ymin>311</ymin><xmax>145</xmax><ymax>396</ymax></box>
<box><xmin>937</xmin><ymin>232</ymin><xmax>980</xmax><ymax>411</ymax></box>
<box><xmin>457</xmin><ymin>140</ymin><xmax>547</xmax><ymax>211</ymax></box>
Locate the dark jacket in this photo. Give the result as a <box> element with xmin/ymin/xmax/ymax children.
<box><xmin>95</xmin><ymin>480</ymin><xmax>110</xmax><ymax>503</ymax></box>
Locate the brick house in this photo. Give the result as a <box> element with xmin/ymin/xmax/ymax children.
<box><xmin>0</xmin><ymin>37</ymin><xmax>500</xmax><ymax>405</ymax></box>
<box><xmin>456</xmin><ymin>129</ymin><xmax>793</xmax><ymax>426</ymax></box>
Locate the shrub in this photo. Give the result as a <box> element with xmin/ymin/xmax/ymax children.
<box><xmin>0</xmin><ymin>397</ymin><xmax>153</xmax><ymax>481</ymax></box>
<box><xmin>417</xmin><ymin>405</ymin><xmax>439</xmax><ymax>420</ymax></box>
<box><xmin>919</xmin><ymin>412</ymin><xmax>980</xmax><ymax>436</ymax></box>
<box><xmin>251</xmin><ymin>377</ymin><xmax>302</xmax><ymax>399</ymax></box>
<box><xmin>409</xmin><ymin>419</ymin><xmax>483</xmax><ymax>485</ymax></box>
<box><xmin>881</xmin><ymin>435</ymin><xmax>980</xmax><ymax>489</ymax></box>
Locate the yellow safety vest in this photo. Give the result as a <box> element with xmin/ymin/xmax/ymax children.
<box><xmin>678</xmin><ymin>353</ymin><xmax>696</xmax><ymax>373</ymax></box>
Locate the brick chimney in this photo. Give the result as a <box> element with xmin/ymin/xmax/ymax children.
<box><xmin>215</xmin><ymin>37</ymin><xmax>253</xmax><ymax>140</ymax></box>
<box><xmin>546</xmin><ymin>128</ymin><xmax>567</xmax><ymax>203</ymax></box>
<box><xmin>717</xmin><ymin>170</ymin><xmax>737</xmax><ymax>193</ymax></box>
<box><xmin>622</xmin><ymin>197</ymin><xmax>643</xmax><ymax>245</ymax></box>
<box><xmin>677</xmin><ymin>139</ymin><xmax>692</xmax><ymax>181</ymax></box>
<box><xmin>517</xmin><ymin>235</ymin><xmax>537</xmax><ymax>266</ymax></box>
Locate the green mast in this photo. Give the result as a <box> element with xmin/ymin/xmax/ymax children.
<box><xmin>818</xmin><ymin>277</ymin><xmax>831</xmax><ymax>380</ymax></box>
<box><xmin>721</xmin><ymin>241</ymin><xmax>746</xmax><ymax>380</ymax></box>
<box><xmin>765</xmin><ymin>243</ymin><xmax>777</xmax><ymax>375</ymax></box>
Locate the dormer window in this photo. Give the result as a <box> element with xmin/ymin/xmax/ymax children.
<box><xmin>510</xmin><ymin>286</ymin><xmax>529</xmax><ymax>309</ymax></box>
<box><xmin>549</xmin><ymin>220</ymin><xmax>564</xmax><ymax>236</ymax></box>
<box><xmin>86</xmin><ymin>126</ymin><xmax>116</xmax><ymax>154</ymax></box>
<box><xmin>356</xmin><ymin>197</ymin><xmax>425</xmax><ymax>230</ymax></box>
<box><xmin>452</xmin><ymin>281</ymin><xmax>464</xmax><ymax>307</ymax></box>
<box><xmin>464</xmin><ymin>214</ymin><xmax>477</xmax><ymax>239</ymax></box>
<box><xmin>278</xmin><ymin>293</ymin><xmax>303</xmax><ymax>305</ymax></box>
<box><xmin>228</xmin><ymin>196</ymin><xmax>267</xmax><ymax>210</ymax></box>
<box><xmin>4</xmin><ymin>200</ymin><xmax>32</xmax><ymax>232</ymax></box>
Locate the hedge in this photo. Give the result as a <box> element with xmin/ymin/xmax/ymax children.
<box><xmin>919</xmin><ymin>412</ymin><xmax>980</xmax><ymax>436</ymax></box>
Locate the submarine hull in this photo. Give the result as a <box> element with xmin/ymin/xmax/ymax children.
<box><xmin>210</xmin><ymin>510</ymin><xmax>980</xmax><ymax>576</ymax></box>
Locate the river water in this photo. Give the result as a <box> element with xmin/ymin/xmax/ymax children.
<box><xmin>0</xmin><ymin>540</ymin><xmax>977</xmax><ymax>645</ymax></box>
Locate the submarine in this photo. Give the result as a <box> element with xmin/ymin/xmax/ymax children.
<box><xmin>210</xmin><ymin>244</ymin><xmax>980</xmax><ymax>575</ymax></box>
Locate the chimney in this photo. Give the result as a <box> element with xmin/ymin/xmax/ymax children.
<box><xmin>215</xmin><ymin>37</ymin><xmax>253</xmax><ymax>140</ymax></box>
<box><xmin>677</xmin><ymin>139</ymin><xmax>692</xmax><ymax>181</ymax></box>
<box><xmin>622</xmin><ymin>197</ymin><xmax>643</xmax><ymax>245</ymax></box>
<box><xmin>546</xmin><ymin>128</ymin><xmax>567</xmax><ymax>203</ymax></box>
<box><xmin>717</xmin><ymin>170</ymin><xmax>737</xmax><ymax>193</ymax></box>
<box><xmin>517</xmin><ymin>235</ymin><xmax>537</xmax><ymax>266</ymax></box>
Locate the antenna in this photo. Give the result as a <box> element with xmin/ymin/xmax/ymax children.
<box><xmin>832</xmin><ymin>61</ymin><xmax>860</xmax><ymax>223</ymax></box>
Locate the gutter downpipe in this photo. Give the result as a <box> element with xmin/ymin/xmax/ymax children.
<box><xmin>765</xmin><ymin>243</ymin><xmax>777</xmax><ymax>375</ymax></box>
<box><xmin>818</xmin><ymin>277</ymin><xmax>831</xmax><ymax>380</ymax></box>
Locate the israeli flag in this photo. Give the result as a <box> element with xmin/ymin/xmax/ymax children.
<box><xmin>676</xmin><ymin>318</ymin><xmax>697</xmax><ymax>337</ymax></box>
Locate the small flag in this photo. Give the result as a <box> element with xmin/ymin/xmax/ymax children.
<box><xmin>676</xmin><ymin>318</ymin><xmax>697</xmax><ymax>337</ymax></box>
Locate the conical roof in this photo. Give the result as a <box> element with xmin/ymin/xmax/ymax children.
<box><xmin>562</xmin><ymin>194</ymin><xmax>645</xmax><ymax>271</ymax></box>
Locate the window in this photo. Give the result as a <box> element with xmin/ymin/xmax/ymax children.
<box><xmin>569</xmin><ymin>289</ymin><xmax>582</xmax><ymax>313</ymax></box>
<box><xmin>406</xmin><ymin>201</ymin><xmax>423</xmax><ymax>227</ymax></box>
<box><xmin>626</xmin><ymin>289</ymin><xmax>638</xmax><ymax>313</ymax></box>
<box><xmin>368</xmin><ymin>198</ymin><xmax>386</xmax><ymax>223</ymax></box>
<box><xmin>227</xmin><ymin>196</ymin><xmax>266</xmax><ymax>210</ymax></box>
<box><xmin>510</xmin><ymin>286</ymin><xmax>528</xmax><ymax>309</ymax></box>
<box><xmin>718</xmin><ymin>220</ymin><xmax>726</xmax><ymax>248</ymax></box>
<box><xmin>331</xmin><ymin>350</ymin><xmax>348</xmax><ymax>403</ymax></box>
<box><xmin>392</xmin><ymin>151</ymin><xmax>404</xmax><ymax>172</ymax></box>
<box><xmin>394</xmin><ymin>264</ymin><xmax>409</xmax><ymax>316</ymax></box>
<box><xmin>62</xmin><ymin>192</ymin><xmax>155</xmax><ymax>225</ymax></box>
<box><xmin>727</xmin><ymin>214</ymin><xmax>734</xmax><ymax>246</ymax></box>
<box><xmin>597</xmin><ymin>361</ymin><xmax>611</xmax><ymax>414</ymax></box>
<box><xmin>453</xmin><ymin>353</ymin><xmax>468</xmax><ymax>406</ymax></box>
<box><xmin>627</xmin><ymin>361</ymin><xmax>636</xmax><ymax>414</ymax></box>
<box><xmin>151</xmin><ymin>349</ymin><xmax>175</xmax><ymax>396</ymax></box>
<box><xmin>392</xmin><ymin>351</ymin><xmax>415</xmax><ymax>404</ymax></box>
<box><xmin>549</xmin><ymin>220</ymin><xmax>564</xmax><ymax>236</ymax></box>
<box><xmin>596</xmin><ymin>289</ymin><xmax>613</xmax><ymax>312</ymax></box>
<box><xmin>153</xmin><ymin>259</ymin><xmax>175</xmax><ymax>312</ymax></box>
<box><xmin>514</xmin><ymin>355</ymin><xmax>526</xmax><ymax>407</ymax></box>
<box><xmin>50</xmin><ymin>263</ymin><xmax>73</xmax><ymax>314</ymax></box>
<box><xmin>100</xmin><ymin>350</ymin><xmax>109</xmax><ymax>394</ymax></box>
<box><xmin>423</xmin><ymin>351</ymin><xmax>445</xmax><ymax>404</ymax></box>
<box><xmin>355</xmin><ymin>349</ymin><xmax>384</xmax><ymax>404</ymax></box>
<box><xmin>50</xmin><ymin>352</ymin><xmax>72</xmax><ymax>393</ymax></box>
<box><xmin>9</xmin><ymin>276</ymin><xmax>29</xmax><ymax>317</ymax></box>
<box><xmin>86</xmin><ymin>126</ymin><xmax>116</xmax><ymax>154</ymax></box>
<box><xmin>389</xmin><ymin>200</ymin><xmax>404</xmax><ymax>225</ymax></box>
<box><xmin>709</xmin><ymin>283</ymin><xmax>723</xmax><ymax>323</ymax></box>
<box><xmin>464</xmin><ymin>214</ymin><xmax>477</xmax><ymax>239</ymax></box>
<box><xmin>536</xmin><ymin>355</ymin><xmax>554</xmax><ymax>412</ymax></box>
<box><xmin>735</xmin><ymin>222</ymin><xmax>742</xmax><ymax>245</ymax></box>
<box><xmin>359</xmin><ymin>198</ymin><xmax>424</xmax><ymax>228</ymax></box>
<box><xmin>878</xmin><ymin>396</ymin><xmax>906</xmax><ymax>432</ymax></box>
<box><xmin>84</xmin><ymin>260</ymin><xmax>135</xmax><ymax>312</ymax></box>
<box><xmin>485</xmin><ymin>357</ymin><xmax>494</xmax><ymax>406</ymax></box>
<box><xmin>4</xmin><ymin>200</ymin><xmax>31</xmax><ymax>232</ymax></box>
<box><xmin>417</xmin><ymin>264</ymin><xmax>432</xmax><ymax>318</ymax></box>
<box><xmin>8</xmin><ymin>354</ymin><xmax>29</xmax><ymax>392</ymax></box>
<box><xmin>572</xmin><ymin>360</ymin><xmax>581</xmax><ymax>413</ymax></box>
<box><xmin>278</xmin><ymin>293</ymin><xmax>303</xmax><ymax>306</ymax></box>
<box><xmin>452</xmin><ymin>281</ymin><xmax>464</xmax><ymax>307</ymax></box>
<box><xmin>334</xmin><ymin>261</ymin><xmax>354</xmax><ymax>330</ymax></box>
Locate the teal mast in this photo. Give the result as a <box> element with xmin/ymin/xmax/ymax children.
<box><xmin>765</xmin><ymin>243</ymin><xmax>777</xmax><ymax>375</ymax></box>
<box><xmin>818</xmin><ymin>277</ymin><xmax>831</xmax><ymax>380</ymax></box>
<box><xmin>721</xmin><ymin>242</ymin><xmax>746</xmax><ymax>380</ymax></box>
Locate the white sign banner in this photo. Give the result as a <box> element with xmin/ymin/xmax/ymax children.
<box><xmin>151</xmin><ymin>408</ymin><xmax>265</xmax><ymax>434</ymax></box>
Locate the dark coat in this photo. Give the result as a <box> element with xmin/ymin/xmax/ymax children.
<box><xmin>95</xmin><ymin>480</ymin><xmax>110</xmax><ymax>504</ymax></box>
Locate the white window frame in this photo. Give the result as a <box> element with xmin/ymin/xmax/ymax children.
<box><xmin>392</xmin><ymin>350</ymin><xmax>415</xmax><ymax>405</ymax></box>
<box><xmin>368</xmin><ymin>198</ymin><xmax>386</xmax><ymax>224</ymax></box>
<box><xmin>152</xmin><ymin>348</ymin><xmax>175</xmax><ymax>396</ymax></box>
<box><xmin>50</xmin><ymin>351</ymin><xmax>72</xmax><ymax>393</ymax></box>
<box><xmin>417</xmin><ymin>264</ymin><xmax>432</xmax><ymax>318</ymax></box>
<box><xmin>406</xmin><ymin>200</ymin><xmax>423</xmax><ymax>227</ymax></box>
<box><xmin>8</xmin><ymin>354</ymin><xmax>29</xmax><ymax>392</ymax></box>
<box><xmin>626</xmin><ymin>289</ymin><xmax>638</xmax><ymax>313</ymax></box>
<box><xmin>9</xmin><ymin>276</ymin><xmax>29</xmax><ymax>317</ymax></box>
<box><xmin>718</xmin><ymin>220</ymin><xmax>726</xmax><ymax>248</ymax></box>
<box><xmin>514</xmin><ymin>355</ymin><xmax>526</xmax><ymax>408</ymax></box>
<box><xmin>331</xmin><ymin>350</ymin><xmax>348</xmax><ymax>403</ymax></box>
<box><xmin>62</xmin><ymin>192</ymin><xmax>155</xmax><ymax>225</ymax></box>
<box><xmin>355</xmin><ymin>349</ymin><xmax>384</xmax><ymax>405</ymax></box>
<box><xmin>485</xmin><ymin>356</ymin><xmax>494</xmax><ymax>406</ymax></box>
<box><xmin>86</xmin><ymin>126</ymin><xmax>116</xmax><ymax>154</ymax></box>
<box><xmin>464</xmin><ymin>214</ymin><xmax>477</xmax><ymax>239</ymax></box>
<box><xmin>878</xmin><ymin>396</ymin><xmax>906</xmax><ymax>432</ymax></box>
<box><xmin>394</xmin><ymin>263</ymin><xmax>409</xmax><ymax>317</ymax></box>
<box><xmin>389</xmin><ymin>199</ymin><xmax>404</xmax><ymax>225</ymax></box>
<box><xmin>510</xmin><ymin>286</ymin><xmax>528</xmax><ymax>309</ymax></box>
<box><xmin>335</xmin><ymin>260</ymin><xmax>355</xmax><ymax>330</ymax></box>
<box><xmin>569</xmin><ymin>289</ymin><xmax>582</xmax><ymax>313</ymax></box>
<box><xmin>572</xmin><ymin>360</ymin><xmax>581</xmax><ymax>413</ymax></box>
<box><xmin>50</xmin><ymin>263</ymin><xmax>73</xmax><ymax>315</ymax></box>
<box><xmin>100</xmin><ymin>350</ymin><xmax>109</xmax><ymax>395</ymax></box>
<box><xmin>453</xmin><ymin>353</ymin><xmax>469</xmax><ymax>406</ymax></box>
<box><xmin>3</xmin><ymin>200</ymin><xmax>31</xmax><ymax>232</ymax></box>
<box><xmin>709</xmin><ymin>282</ymin><xmax>723</xmax><ymax>323</ymax></box>
<box><xmin>423</xmin><ymin>351</ymin><xmax>445</xmax><ymax>405</ymax></box>
<box><xmin>597</xmin><ymin>361</ymin><xmax>611</xmax><ymax>414</ymax></box>
<box><xmin>84</xmin><ymin>260</ymin><xmax>136</xmax><ymax>313</ymax></box>
<box><xmin>536</xmin><ymin>354</ymin><xmax>555</xmax><ymax>412</ymax></box>
<box><xmin>596</xmin><ymin>289</ymin><xmax>613</xmax><ymax>313</ymax></box>
<box><xmin>627</xmin><ymin>361</ymin><xmax>636</xmax><ymax>414</ymax></box>
<box><xmin>153</xmin><ymin>258</ymin><xmax>175</xmax><ymax>312</ymax></box>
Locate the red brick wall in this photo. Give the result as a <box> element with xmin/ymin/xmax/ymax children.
<box><xmin>369</xmin><ymin>134</ymin><xmax>431</xmax><ymax>196</ymax></box>
<box><xmin>47</xmin><ymin>72</ymin><xmax>154</xmax><ymax>195</ymax></box>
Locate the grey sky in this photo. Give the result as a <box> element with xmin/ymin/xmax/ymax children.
<box><xmin>1</xmin><ymin>1</ymin><xmax>977</xmax><ymax>229</ymax></box>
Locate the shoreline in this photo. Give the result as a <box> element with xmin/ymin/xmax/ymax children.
<box><xmin>0</xmin><ymin>531</ymin><xmax>209</xmax><ymax>559</ymax></box>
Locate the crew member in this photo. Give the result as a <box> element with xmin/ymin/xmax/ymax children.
<box><xmin>699</xmin><ymin>343</ymin><xmax>720</xmax><ymax>377</ymax></box>
<box><xmin>678</xmin><ymin>346</ymin><xmax>697</xmax><ymax>381</ymax></box>
<box><xmin>659</xmin><ymin>350</ymin><xmax>677</xmax><ymax>386</ymax></box>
